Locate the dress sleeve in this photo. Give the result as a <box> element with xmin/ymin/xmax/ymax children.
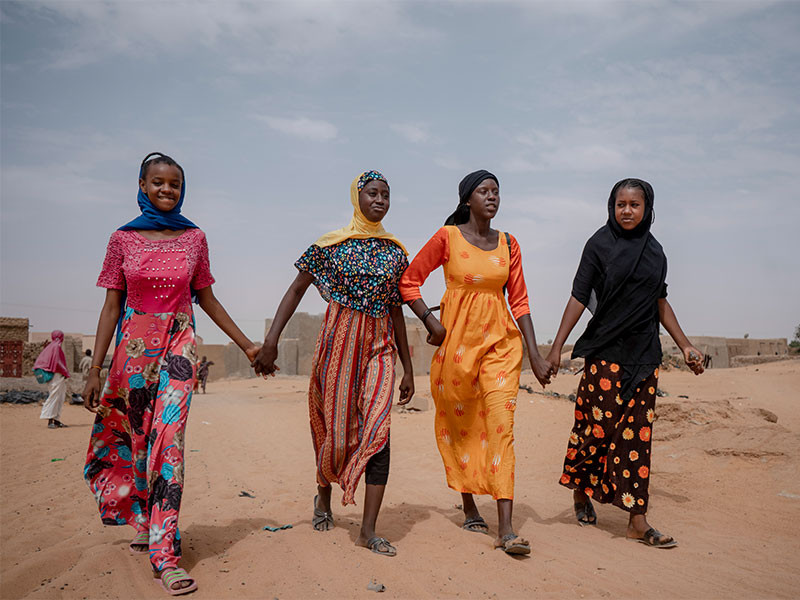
<box><xmin>506</xmin><ymin>234</ymin><xmax>531</xmax><ymax>320</ymax></box>
<box><xmin>96</xmin><ymin>231</ymin><xmax>126</xmax><ymax>290</ymax></box>
<box><xmin>399</xmin><ymin>227</ymin><xmax>450</xmax><ymax>303</ymax></box>
<box><xmin>294</xmin><ymin>244</ymin><xmax>326</xmax><ymax>278</ymax></box>
<box><xmin>571</xmin><ymin>238</ymin><xmax>602</xmax><ymax>307</ymax></box>
<box><xmin>388</xmin><ymin>250</ymin><xmax>409</xmax><ymax>307</ymax></box>
<box><xmin>191</xmin><ymin>231</ymin><xmax>216</xmax><ymax>290</ymax></box>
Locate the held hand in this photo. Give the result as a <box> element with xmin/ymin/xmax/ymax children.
<box><xmin>426</xmin><ymin>319</ymin><xmax>447</xmax><ymax>347</ymax></box>
<box><xmin>530</xmin><ymin>354</ymin><xmax>553</xmax><ymax>388</ymax></box>
<box><xmin>683</xmin><ymin>345</ymin><xmax>705</xmax><ymax>375</ymax></box>
<box><xmin>545</xmin><ymin>347</ymin><xmax>562</xmax><ymax>380</ymax></box>
<box><xmin>244</xmin><ymin>343</ymin><xmax>261</xmax><ymax>364</ymax></box>
<box><xmin>82</xmin><ymin>372</ymin><xmax>102</xmax><ymax>412</ymax></box>
<box><xmin>397</xmin><ymin>371</ymin><xmax>415</xmax><ymax>405</ymax></box>
<box><xmin>252</xmin><ymin>342</ymin><xmax>280</xmax><ymax>378</ymax></box>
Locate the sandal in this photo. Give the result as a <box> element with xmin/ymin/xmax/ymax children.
<box><xmin>312</xmin><ymin>495</ymin><xmax>334</xmax><ymax>531</ymax></box>
<box><xmin>629</xmin><ymin>527</ymin><xmax>678</xmax><ymax>549</ymax></box>
<box><xmin>129</xmin><ymin>531</ymin><xmax>149</xmax><ymax>554</ymax></box>
<box><xmin>574</xmin><ymin>500</ymin><xmax>597</xmax><ymax>526</ymax></box>
<box><xmin>462</xmin><ymin>516</ymin><xmax>490</xmax><ymax>535</ymax></box>
<box><xmin>155</xmin><ymin>568</ymin><xmax>197</xmax><ymax>596</ymax></box>
<box><xmin>364</xmin><ymin>536</ymin><xmax>397</xmax><ymax>557</ymax></box>
<box><xmin>494</xmin><ymin>533</ymin><xmax>531</xmax><ymax>555</ymax></box>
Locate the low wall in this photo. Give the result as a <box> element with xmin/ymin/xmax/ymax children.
<box><xmin>195</xmin><ymin>343</ymin><xmax>256</xmax><ymax>381</ymax></box>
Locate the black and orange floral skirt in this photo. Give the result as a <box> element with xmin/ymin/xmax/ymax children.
<box><xmin>559</xmin><ymin>359</ymin><xmax>658</xmax><ymax>513</ymax></box>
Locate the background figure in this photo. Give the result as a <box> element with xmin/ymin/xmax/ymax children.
<box><xmin>33</xmin><ymin>330</ymin><xmax>71</xmax><ymax>429</ymax></box>
<box><xmin>79</xmin><ymin>349</ymin><xmax>93</xmax><ymax>379</ymax></box>
<box><xmin>195</xmin><ymin>356</ymin><xmax>214</xmax><ymax>393</ymax></box>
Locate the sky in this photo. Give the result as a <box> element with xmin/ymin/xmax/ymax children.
<box><xmin>1</xmin><ymin>0</ymin><xmax>799</xmax><ymax>346</ymax></box>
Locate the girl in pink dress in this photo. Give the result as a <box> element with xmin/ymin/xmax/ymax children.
<box><xmin>82</xmin><ymin>152</ymin><xmax>259</xmax><ymax>596</ymax></box>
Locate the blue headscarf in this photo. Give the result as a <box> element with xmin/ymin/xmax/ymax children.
<box><xmin>118</xmin><ymin>152</ymin><xmax>198</xmax><ymax>231</ymax></box>
<box><xmin>114</xmin><ymin>153</ymin><xmax>200</xmax><ymax>337</ymax></box>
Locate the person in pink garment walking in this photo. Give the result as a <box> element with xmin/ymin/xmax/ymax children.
<box><xmin>33</xmin><ymin>330</ymin><xmax>71</xmax><ymax>429</ymax></box>
<box><xmin>82</xmin><ymin>152</ymin><xmax>259</xmax><ymax>596</ymax></box>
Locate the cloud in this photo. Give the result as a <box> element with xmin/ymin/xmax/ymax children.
<box><xmin>390</xmin><ymin>122</ymin><xmax>431</xmax><ymax>144</ymax></box>
<box><xmin>433</xmin><ymin>156</ymin><xmax>464</xmax><ymax>170</ymax></box>
<box><xmin>8</xmin><ymin>1</ymin><xmax>438</xmax><ymax>73</ymax></box>
<box><xmin>253</xmin><ymin>115</ymin><xmax>338</xmax><ymax>142</ymax></box>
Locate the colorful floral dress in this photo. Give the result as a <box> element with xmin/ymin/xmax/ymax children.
<box><xmin>400</xmin><ymin>226</ymin><xmax>530</xmax><ymax>500</ymax></box>
<box><xmin>85</xmin><ymin>229</ymin><xmax>214</xmax><ymax>572</ymax></box>
<box><xmin>296</xmin><ymin>238</ymin><xmax>408</xmax><ymax>505</ymax></box>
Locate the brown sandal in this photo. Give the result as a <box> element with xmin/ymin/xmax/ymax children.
<box><xmin>494</xmin><ymin>533</ymin><xmax>531</xmax><ymax>555</ymax></box>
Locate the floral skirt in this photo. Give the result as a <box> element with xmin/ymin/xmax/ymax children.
<box><xmin>84</xmin><ymin>307</ymin><xmax>197</xmax><ymax>571</ymax></box>
<box><xmin>559</xmin><ymin>359</ymin><xmax>658</xmax><ymax>513</ymax></box>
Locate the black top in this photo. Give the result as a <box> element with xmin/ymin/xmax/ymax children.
<box><xmin>571</xmin><ymin>179</ymin><xmax>667</xmax><ymax>400</ymax></box>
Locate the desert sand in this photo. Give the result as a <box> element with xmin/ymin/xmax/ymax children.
<box><xmin>1</xmin><ymin>360</ymin><xmax>799</xmax><ymax>599</ymax></box>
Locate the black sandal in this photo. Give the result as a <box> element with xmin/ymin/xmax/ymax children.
<box><xmin>462</xmin><ymin>516</ymin><xmax>490</xmax><ymax>535</ymax></box>
<box><xmin>574</xmin><ymin>500</ymin><xmax>597</xmax><ymax>526</ymax></box>
<box><xmin>311</xmin><ymin>495</ymin><xmax>334</xmax><ymax>531</ymax></box>
<box><xmin>630</xmin><ymin>527</ymin><xmax>678</xmax><ymax>549</ymax></box>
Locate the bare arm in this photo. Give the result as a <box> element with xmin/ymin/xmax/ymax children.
<box><xmin>83</xmin><ymin>289</ymin><xmax>123</xmax><ymax>412</ymax></box>
<box><xmin>545</xmin><ymin>296</ymin><xmax>586</xmax><ymax>377</ymax></box>
<box><xmin>407</xmin><ymin>298</ymin><xmax>446</xmax><ymax>346</ymax></box>
<box><xmin>252</xmin><ymin>271</ymin><xmax>315</xmax><ymax>377</ymax></box>
<box><xmin>516</xmin><ymin>313</ymin><xmax>552</xmax><ymax>387</ymax></box>
<box><xmin>389</xmin><ymin>305</ymin><xmax>414</xmax><ymax>405</ymax></box>
<box><xmin>659</xmin><ymin>298</ymin><xmax>704</xmax><ymax>375</ymax></box>
<box><xmin>196</xmin><ymin>285</ymin><xmax>259</xmax><ymax>361</ymax></box>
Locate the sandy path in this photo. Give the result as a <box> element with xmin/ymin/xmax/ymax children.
<box><xmin>1</xmin><ymin>361</ymin><xmax>799</xmax><ymax>599</ymax></box>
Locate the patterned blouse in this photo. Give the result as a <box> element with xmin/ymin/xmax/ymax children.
<box><xmin>295</xmin><ymin>238</ymin><xmax>408</xmax><ymax>318</ymax></box>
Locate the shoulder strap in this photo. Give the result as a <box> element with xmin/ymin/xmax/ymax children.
<box><xmin>503</xmin><ymin>231</ymin><xmax>510</xmax><ymax>295</ymax></box>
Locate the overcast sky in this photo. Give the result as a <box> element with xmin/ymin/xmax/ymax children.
<box><xmin>2</xmin><ymin>1</ymin><xmax>798</xmax><ymax>346</ymax></box>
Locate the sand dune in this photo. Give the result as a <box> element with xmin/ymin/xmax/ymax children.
<box><xmin>1</xmin><ymin>360</ymin><xmax>798</xmax><ymax>599</ymax></box>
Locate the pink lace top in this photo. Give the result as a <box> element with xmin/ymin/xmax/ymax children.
<box><xmin>97</xmin><ymin>229</ymin><xmax>215</xmax><ymax>313</ymax></box>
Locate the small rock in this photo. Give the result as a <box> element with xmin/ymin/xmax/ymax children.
<box><xmin>367</xmin><ymin>579</ymin><xmax>386</xmax><ymax>593</ymax></box>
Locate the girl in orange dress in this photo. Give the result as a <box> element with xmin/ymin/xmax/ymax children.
<box><xmin>399</xmin><ymin>170</ymin><xmax>553</xmax><ymax>555</ymax></box>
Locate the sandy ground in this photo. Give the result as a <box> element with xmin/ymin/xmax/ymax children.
<box><xmin>1</xmin><ymin>360</ymin><xmax>799</xmax><ymax>599</ymax></box>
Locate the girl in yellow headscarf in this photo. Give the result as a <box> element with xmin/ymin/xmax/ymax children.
<box><xmin>253</xmin><ymin>171</ymin><xmax>413</xmax><ymax>557</ymax></box>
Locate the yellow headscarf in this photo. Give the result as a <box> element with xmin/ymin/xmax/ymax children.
<box><xmin>314</xmin><ymin>171</ymin><xmax>408</xmax><ymax>255</ymax></box>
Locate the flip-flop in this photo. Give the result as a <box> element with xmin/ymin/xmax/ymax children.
<box><xmin>629</xmin><ymin>527</ymin><xmax>678</xmax><ymax>549</ymax></box>
<box><xmin>129</xmin><ymin>531</ymin><xmax>149</xmax><ymax>554</ymax></box>
<box><xmin>154</xmin><ymin>567</ymin><xmax>198</xmax><ymax>596</ymax></box>
<box><xmin>462</xmin><ymin>516</ymin><xmax>490</xmax><ymax>535</ymax></box>
<box><xmin>494</xmin><ymin>533</ymin><xmax>531</xmax><ymax>555</ymax></box>
<box><xmin>364</xmin><ymin>536</ymin><xmax>397</xmax><ymax>557</ymax></box>
<box><xmin>312</xmin><ymin>495</ymin><xmax>334</xmax><ymax>531</ymax></box>
<box><xmin>574</xmin><ymin>500</ymin><xmax>597</xmax><ymax>526</ymax></box>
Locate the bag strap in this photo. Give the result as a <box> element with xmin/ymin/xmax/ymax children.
<box><xmin>503</xmin><ymin>231</ymin><xmax>511</xmax><ymax>296</ymax></box>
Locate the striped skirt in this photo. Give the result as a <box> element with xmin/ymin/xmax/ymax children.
<box><xmin>309</xmin><ymin>301</ymin><xmax>396</xmax><ymax>505</ymax></box>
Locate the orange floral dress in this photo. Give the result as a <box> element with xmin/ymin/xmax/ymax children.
<box><xmin>400</xmin><ymin>226</ymin><xmax>530</xmax><ymax>499</ymax></box>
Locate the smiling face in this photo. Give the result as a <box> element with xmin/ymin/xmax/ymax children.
<box><xmin>358</xmin><ymin>179</ymin><xmax>390</xmax><ymax>223</ymax></box>
<box><xmin>614</xmin><ymin>186</ymin><xmax>645</xmax><ymax>231</ymax></box>
<box><xmin>467</xmin><ymin>178</ymin><xmax>500</xmax><ymax>220</ymax></box>
<box><xmin>139</xmin><ymin>162</ymin><xmax>183</xmax><ymax>212</ymax></box>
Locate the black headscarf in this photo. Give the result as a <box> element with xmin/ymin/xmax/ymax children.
<box><xmin>444</xmin><ymin>170</ymin><xmax>499</xmax><ymax>226</ymax></box>
<box><xmin>571</xmin><ymin>178</ymin><xmax>668</xmax><ymax>400</ymax></box>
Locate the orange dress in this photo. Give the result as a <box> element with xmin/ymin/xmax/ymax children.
<box><xmin>400</xmin><ymin>226</ymin><xmax>531</xmax><ymax>499</ymax></box>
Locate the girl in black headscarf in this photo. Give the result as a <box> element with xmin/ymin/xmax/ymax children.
<box><xmin>546</xmin><ymin>178</ymin><xmax>704</xmax><ymax>548</ymax></box>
